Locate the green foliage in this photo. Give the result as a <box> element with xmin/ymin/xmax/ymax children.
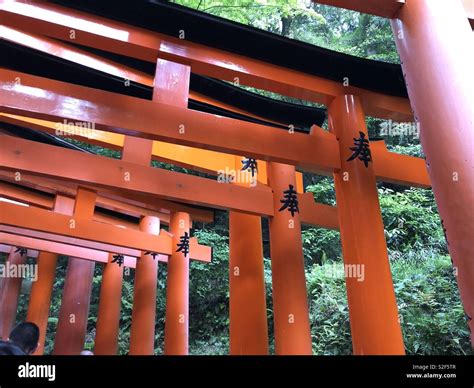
<box><xmin>175</xmin><ymin>0</ymin><xmax>400</xmax><ymax>63</ymax></box>
<box><xmin>307</xmin><ymin>253</ymin><xmax>472</xmax><ymax>355</ymax></box>
<box><xmin>302</xmin><ymin>178</ymin><xmax>340</xmax><ymax>265</ymax></box>
<box><xmin>305</xmin><ymin>177</ymin><xmax>336</xmax><ymax>206</ymax></box>
<box><xmin>379</xmin><ymin>188</ymin><xmax>447</xmax><ymax>254</ymax></box>
<box><xmin>63</xmin><ymin>138</ymin><xmax>121</xmax><ymax>159</ymax></box>
<box><xmin>189</xmin><ymin>229</ymin><xmax>230</xmax><ymax>354</ymax></box>
<box><xmin>393</xmin><ymin>254</ymin><xmax>471</xmax><ymax>355</ymax></box>
<box><xmin>307</xmin><ymin>262</ymin><xmax>352</xmax><ymax>355</ymax></box>
<box><xmin>387</xmin><ymin>144</ymin><xmax>425</xmax><ymax>158</ymax></box>
<box><xmin>302</xmin><ymin>227</ymin><xmax>341</xmax><ymax>265</ymax></box>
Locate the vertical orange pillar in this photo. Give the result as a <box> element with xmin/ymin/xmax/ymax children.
<box><xmin>267</xmin><ymin>162</ymin><xmax>312</xmax><ymax>355</ymax></box>
<box><xmin>53</xmin><ymin>188</ymin><xmax>97</xmax><ymax>355</ymax></box>
<box><xmin>26</xmin><ymin>195</ymin><xmax>74</xmax><ymax>355</ymax></box>
<box><xmin>392</xmin><ymin>0</ymin><xmax>474</xmax><ymax>345</ymax></box>
<box><xmin>153</xmin><ymin>58</ymin><xmax>193</xmax><ymax>355</ymax></box>
<box><xmin>121</xmin><ymin>60</ymin><xmax>158</xmax><ymax>354</ymax></box>
<box><xmin>26</xmin><ymin>252</ymin><xmax>58</xmax><ymax>354</ymax></box>
<box><xmin>26</xmin><ymin>252</ymin><xmax>58</xmax><ymax>355</ymax></box>
<box><xmin>229</xmin><ymin>156</ymin><xmax>269</xmax><ymax>355</ymax></box>
<box><xmin>122</xmin><ymin>137</ymin><xmax>155</xmax><ymax>355</ymax></box>
<box><xmin>94</xmin><ymin>253</ymin><xmax>123</xmax><ymax>355</ymax></box>
<box><xmin>0</xmin><ymin>247</ymin><xmax>27</xmax><ymax>340</ymax></box>
<box><xmin>122</xmin><ymin>150</ymin><xmax>158</xmax><ymax>355</ymax></box>
<box><xmin>164</xmin><ymin>212</ymin><xmax>190</xmax><ymax>355</ymax></box>
<box><xmin>327</xmin><ymin>95</ymin><xmax>405</xmax><ymax>355</ymax></box>
<box><xmin>129</xmin><ymin>216</ymin><xmax>160</xmax><ymax>355</ymax></box>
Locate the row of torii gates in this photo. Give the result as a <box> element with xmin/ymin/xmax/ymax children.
<box><xmin>0</xmin><ymin>0</ymin><xmax>473</xmax><ymax>355</ymax></box>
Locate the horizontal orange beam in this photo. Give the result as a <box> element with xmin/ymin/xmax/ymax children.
<box><xmin>0</xmin><ymin>171</ymin><xmax>338</xmax><ymax>230</ymax></box>
<box><xmin>0</xmin><ymin>1</ymin><xmax>412</xmax><ymax>120</ymax></box>
<box><xmin>0</xmin><ymin>26</ymin><xmax>288</xmax><ymax>130</ymax></box>
<box><xmin>0</xmin><ymin>181</ymin><xmax>53</xmax><ymax>209</ymax></box>
<box><xmin>0</xmin><ymin>171</ymin><xmax>214</xmax><ymax>223</ymax></box>
<box><xmin>0</xmin><ymin>182</ymin><xmax>145</xmax><ymax>230</ymax></box>
<box><xmin>2</xmin><ymin>111</ymin><xmax>429</xmax><ymax>189</ymax></box>
<box><xmin>1</xmin><ymin>113</ymin><xmax>312</xmax><ymax>193</ymax></box>
<box><xmin>0</xmin><ymin>70</ymin><xmax>430</xmax><ymax>187</ymax></box>
<box><xmin>314</xmin><ymin>0</ymin><xmax>405</xmax><ymax>18</ymax></box>
<box><xmin>0</xmin><ymin>136</ymin><xmax>341</xmax><ymax>228</ymax></box>
<box><xmin>0</xmin><ymin>201</ymin><xmax>212</xmax><ymax>262</ymax></box>
<box><xmin>0</xmin><ymin>201</ymin><xmax>172</xmax><ymax>254</ymax></box>
<box><xmin>0</xmin><ymin>230</ymin><xmax>210</xmax><ymax>265</ymax></box>
<box><xmin>299</xmin><ymin>193</ymin><xmax>339</xmax><ymax>230</ymax></box>
<box><xmin>0</xmin><ymin>113</ymin><xmax>260</xmax><ymax>184</ymax></box>
<box><xmin>0</xmin><ymin>70</ymin><xmax>340</xmax><ymax>175</ymax></box>
<box><xmin>0</xmin><ymin>135</ymin><xmax>275</xmax><ymax>216</ymax></box>
<box><xmin>1</xmin><ymin>223</ymin><xmax>159</xmax><ymax>261</ymax></box>
<box><xmin>0</xmin><ymin>233</ymin><xmax>144</xmax><ymax>268</ymax></box>
<box><xmin>0</xmin><ymin>180</ymin><xmax>151</xmax><ymax>227</ymax></box>
<box><xmin>0</xmin><ymin>244</ymin><xmax>38</xmax><ymax>258</ymax></box>
<box><xmin>371</xmin><ymin>142</ymin><xmax>430</xmax><ymax>188</ymax></box>
<box><xmin>0</xmin><ymin>182</ymin><xmax>142</xmax><ymax>230</ymax></box>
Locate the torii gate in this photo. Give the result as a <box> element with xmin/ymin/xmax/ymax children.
<box><xmin>0</xmin><ymin>181</ymin><xmax>213</xmax><ymax>355</ymax></box>
<box><xmin>314</xmin><ymin>0</ymin><xmax>474</xmax><ymax>349</ymax></box>
<box><xmin>0</xmin><ymin>0</ymin><xmax>472</xmax><ymax>355</ymax></box>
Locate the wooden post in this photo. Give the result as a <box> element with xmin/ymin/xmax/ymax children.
<box><xmin>0</xmin><ymin>247</ymin><xmax>28</xmax><ymax>340</ymax></box>
<box><xmin>94</xmin><ymin>253</ymin><xmax>123</xmax><ymax>355</ymax></box>
<box><xmin>152</xmin><ymin>58</ymin><xmax>194</xmax><ymax>355</ymax></box>
<box><xmin>229</xmin><ymin>156</ymin><xmax>269</xmax><ymax>354</ymax></box>
<box><xmin>327</xmin><ymin>94</ymin><xmax>405</xmax><ymax>354</ymax></box>
<box><xmin>267</xmin><ymin>162</ymin><xmax>312</xmax><ymax>355</ymax></box>
<box><xmin>164</xmin><ymin>212</ymin><xmax>190</xmax><ymax>355</ymax></box>
<box><xmin>122</xmin><ymin>130</ymin><xmax>155</xmax><ymax>355</ymax></box>
<box><xmin>123</xmin><ymin>136</ymin><xmax>158</xmax><ymax>355</ymax></box>
<box><xmin>392</xmin><ymin>0</ymin><xmax>474</xmax><ymax>346</ymax></box>
<box><xmin>53</xmin><ymin>188</ymin><xmax>97</xmax><ymax>355</ymax></box>
<box><xmin>26</xmin><ymin>195</ymin><xmax>75</xmax><ymax>355</ymax></box>
<box><xmin>129</xmin><ymin>216</ymin><xmax>160</xmax><ymax>355</ymax></box>
<box><xmin>26</xmin><ymin>252</ymin><xmax>58</xmax><ymax>354</ymax></box>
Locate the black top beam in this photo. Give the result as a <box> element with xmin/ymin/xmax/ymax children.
<box><xmin>50</xmin><ymin>0</ymin><xmax>407</xmax><ymax>97</ymax></box>
<box><xmin>1</xmin><ymin>40</ymin><xmax>325</xmax><ymax>131</ymax></box>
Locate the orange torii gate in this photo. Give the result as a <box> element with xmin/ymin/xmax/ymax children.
<box><xmin>0</xmin><ymin>0</ymin><xmax>472</xmax><ymax>355</ymax></box>
<box><xmin>313</xmin><ymin>0</ymin><xmax>474</xmax><ymax>349</ymax></box>
<box><xmin>0</xmin><ymin>187</ymin><xmax>213</xmax><ymax>353</ymax></box>
<box><xmin>0</xmin><ymin>177</ymin><xmax>213</xmax><ymax>354</ymax></box>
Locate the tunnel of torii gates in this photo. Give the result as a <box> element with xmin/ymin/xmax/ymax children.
<box><xmin>0</xmin><ymin>0</ymin><xmax>472</xmax><ymax>356</ymax></box>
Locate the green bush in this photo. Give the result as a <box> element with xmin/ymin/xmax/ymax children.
<box><xmin>189</xmin><ymin>230</ymin><xmax>230</xmax><ymax>354</ymax></box>
<box><xmin>393</xmin><ymin>253</ymin><xmax>471</xmax><ymax>355</ymax></box>
<box><xmin>379</xmin><ymin>188</ymin><xmax>447</xmax><ymax>253</ymax></box>
<box><xmin>307</xmin><ymin>252</ymin><xmax>472</xmax><ymax>355</ymax></box>
<box><xmin>307</xmin><ymin>262</ymin><xmax>352</xmax><ymax>355</ymax></box>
